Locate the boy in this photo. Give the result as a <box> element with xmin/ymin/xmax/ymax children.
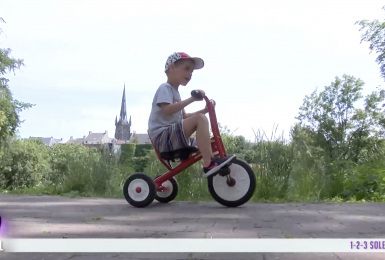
<box><xmin>148</xmin><ymin>52</ymin><xmax>235</xmax><ymax>177</ymax></box>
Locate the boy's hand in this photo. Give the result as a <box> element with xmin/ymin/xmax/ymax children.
<box><xmin>201</xmin><ymin>99</ymin><xmax>216</xmax><ymax>114</ymax></box>
<box><xmin>204</xmin><ymin>99</ymin><xmax>216</xmax><ymax>113</ymax></box>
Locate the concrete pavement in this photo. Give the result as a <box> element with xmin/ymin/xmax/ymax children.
<box><xmin>0</xmin><ymin>194</ymin><xmax>384</xmax><ymax>259</ymax></box>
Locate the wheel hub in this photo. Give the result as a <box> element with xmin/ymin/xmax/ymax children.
<box><xmin>135</xmin><ymin>187</ymin><xmax>142</xmax><ymax>193</ymax></box>
<box><xmin>226</xmin><ymin>176</ymin><xmax>236</xmax><ymax>186</ymax></box>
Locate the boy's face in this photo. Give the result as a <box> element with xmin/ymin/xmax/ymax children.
<box><xmin>169</xmin><ymin>59</ymin><xmax>195</xmax><ymax>86</ymax></box>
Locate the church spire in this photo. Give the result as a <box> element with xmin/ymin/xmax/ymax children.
<box><xmin>119</xmin><ymin>84</ymin><xmax>128</xmax><ymax>122</ymax></box>
<box><xmin>114</xmin><ymin>84</ymin><xmax>132</xmax><ymax>142</ymax></box>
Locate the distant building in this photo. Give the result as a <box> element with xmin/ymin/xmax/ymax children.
<box><xmin>28</xmin><ymin>137</ymin><xmax>63</xmax><ymax>146</ymax></box>
<box><xmin>67</xmin><ymin>136</ymin><xmax>85</xmax><ymax>145</ymax></box>
<box><xmin>114</xmin><ymin>85</ymin><xmax>132</xmax><ymax>143</ymax></box>
<box><xmin>83</xmin><ymin>131</ymin><xmax>112</xmax><ymax>146</ymax></box>
<box><xmin>130</xmin><ymin>132</ymin><xmax>151</xmax><ymax>144</ymax></box>
<box><xmin>66</xmin><ymin>131</ymin><xmax>118</xmax><ymax>153</ymax></box>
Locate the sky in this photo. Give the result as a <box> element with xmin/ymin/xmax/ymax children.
<box><xmin>1</xmin><ymin>0</ymin><xmax>385</xmax><ymax>142</ymax></box>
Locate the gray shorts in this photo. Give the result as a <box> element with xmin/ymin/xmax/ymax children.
<box><xmin>152</xmin><ymin>121</ymin><xmax>195</xmax><ymax>153</ymax></box>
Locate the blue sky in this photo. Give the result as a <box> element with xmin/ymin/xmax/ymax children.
<box><xmin>2</xmin><ymin>0</ymin><xmax>385</xmax><ymax>141</ymax></box>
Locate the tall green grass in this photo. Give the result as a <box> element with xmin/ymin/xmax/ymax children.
<box><xmin>246</xmin><ymin>129</ymin><xmax>293</xmax><ymax>200</ymax></box>
<box><xmin>2</xmin><ymin>134</ymin><xmax>385</xmax><ymax>202</ymax></box>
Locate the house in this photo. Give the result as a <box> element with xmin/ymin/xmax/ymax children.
<box><xmin>83</xmin><ymin>131</ymin><xmax>112</xmax><ymax>146</ymax></box>
<box><xmin>67</xmin><ymin>136</ymin><xmax>85</xmax><ymax>145</ymax></box>
<box><xmin>28</xmin><ymin>137</ymin><xmax>63</xmax><ymax>146</ymax></box>
<box><xmin>130</xmin><ymin>132</ymin><xmax>151</xmax><ymax>145</ymax></box>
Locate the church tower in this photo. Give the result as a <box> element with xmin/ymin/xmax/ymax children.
<box><xmin>115</xmin><ymin>85</ymin><xmax>132</xmax><ymax>142</ymax></box>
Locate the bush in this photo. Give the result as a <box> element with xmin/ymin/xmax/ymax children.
<box><xmin>288</xmin><ymin>150</ymin><xmax>326</xmax><ymax>201</ymax></box>
<box><xmin>0</xmin><ymin>139</ymin><xmax>50</xmax><ymax>190</ymax></box>
<box><xmin>245</xmin><ymin>130</ymin><xmax>293</xmax><ymax>200</ymax></box>
<box><xmin>343</xmin><ymin>159</ymin><xmax>385</xmax><ymax>201</ymax></box>
<box><xmin>120</xmin><ymin>143</ymin><xmax>151</xmax><ymax>172</ymax></box>
<box><xmin>48</xmin><ymin>144</ymin><xmax>130</xmax><ymax>197</ymax></box>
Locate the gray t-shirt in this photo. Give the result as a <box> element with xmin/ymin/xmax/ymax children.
<box><xmin>148</xmin><ymin>83</ymin><xmax>183</xmax><ymax>140</ymax></box>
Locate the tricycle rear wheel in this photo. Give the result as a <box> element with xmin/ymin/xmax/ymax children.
<box><xmin>123</xmin><ymin>173</ymin><xmax>155</xmax><ymax>208</ymax></box>
<box><xmin>154</xmin><ymin>176</ymin><xmax>178</xmax><ymax>203</ymax></box>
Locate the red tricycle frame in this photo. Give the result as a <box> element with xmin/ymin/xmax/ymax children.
<box><xmin>152</xmin><ymin>95</ymin><xmax>227</xmax><ymax>191</ymax></box>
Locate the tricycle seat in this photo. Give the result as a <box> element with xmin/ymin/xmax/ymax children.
<box><xmin>160</xmin><ymin>146</ymin><xmax>199</xmax><ymax>161</ymax></box>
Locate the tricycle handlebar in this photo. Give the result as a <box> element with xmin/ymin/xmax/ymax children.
<box><xmin>190</xmin><ymin>90</ymin><xmax>204</xmax><ymax>100</ymax></box>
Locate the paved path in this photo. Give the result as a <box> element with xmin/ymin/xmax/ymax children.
<box><xmin>0</xmin><ymin>194</ymin><xmax>384</xmax><ymax>259</ymax></box>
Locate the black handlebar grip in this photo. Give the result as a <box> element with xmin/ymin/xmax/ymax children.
<box><xmin>191</xmin><ymin>90</ymin><xmax>204</xmax><ymax>100</ymax></box>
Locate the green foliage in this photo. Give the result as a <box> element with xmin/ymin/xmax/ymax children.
<box><xmin>119</xmin><ymin>143</ymin><xmax>152</xmax><ymax>172</ymax></box>
<box><xmin>0</xmin><ymin>139</ymin><xmax>50</xmax><ymax>190</ymax></box>
<box><xmin>293</xmin><ymin>75</ymin><xmax>385</xmax><ymax>200</ymax></box>
<box><xmin>48</xmin><ymin>144</ymin><xmax>131</xmax><ymax>197</ymax></box>
<box><xmin>221</xmin><ymin>127</ymin><xmax>250</xmax><ymax>158</ymax></box>
<box><xmin>249</xmin><ymin>130</ymin><xmax>293</xmax><ymax>200</ymax></box>
<box><xmin>0</xmin><ymin>84</ymin><xmax>17</xmax><ymax>142</ymax></box>
<box><xmin>357</xmin><ymin>7</ymin><xmax>385</xmax><ymax>80</ymax></box>
<box><xmin>288</xmin><ymin>124</ymin><xmax>326</xmax><ymax>201</ymax></box>
<box><xmin>134</xmin><ymin>144</ymin><xmax>152</xmax><ymax>157</ymax></box>
<box><xmin>0</xmin><ymin>141</ymin><xmax>131</xmax><ymax>197</ymax></box>
<box><xmin>119</xmin><ymin>144</ymin><xmax>136</xmax><ymax>163</ymax></box>
<box><xmin>48</xmin><ymin>144</ymin><xmax>98</xmax><ymax>194</ymax></box>
<box><xmin>2</xmin><ymin>128</ymin><xmax>385</xmax><ymax>203</ymax></box>
<box><xmin>296</xmin><ymin>75</ymin><xmax>385</xmax><ymax>163</ymax></box>
<box><xmin>0</xmin><ymin>20</ymin><xmax>33</xmax><ymax>154</ymax></box>
<box><xmin>343</xmin><ymin>152</ymin><xmax>385</xmax><ymax>201</ymax></box>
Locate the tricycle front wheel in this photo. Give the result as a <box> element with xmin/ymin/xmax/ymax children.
<box><xmin>207</xmin><ymin>158</ymin><xmax>255</xmax><ymax>207</ymax></box>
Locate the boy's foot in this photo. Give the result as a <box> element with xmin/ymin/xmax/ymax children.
<box><xmin>203</xmin><ymin>155</ymin><xmax>236</xmax><ymax>177</ymax></box>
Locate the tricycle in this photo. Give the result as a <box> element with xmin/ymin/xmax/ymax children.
<box><xmin>123</xmin><ymin>91</ymin><xmax>256</xmax><ymax>207</ymax></box>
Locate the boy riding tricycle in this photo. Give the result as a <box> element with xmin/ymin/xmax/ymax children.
<box><xmin>123</xmin><ymin>52</ymin><xmax>255</xmax><ymax>207</ymax></box>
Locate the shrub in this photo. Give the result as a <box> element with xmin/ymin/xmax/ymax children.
<box><xmin>0</xmin><ymin>139</ymin><xmax>50</xmax><ymax>190</ymax></box>
<box><xmin>343</xmin><ymin>159</ymin><xmax>385</xmax><ymax>201</ymax></box>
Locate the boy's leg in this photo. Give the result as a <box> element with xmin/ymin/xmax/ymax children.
<box><xmin>182</xmin><ymin>114</ymin><xmax>212</xmax><ymax>167</ymax></box>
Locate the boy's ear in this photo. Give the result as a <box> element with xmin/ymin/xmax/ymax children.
<box><xmin>166</xmin><ymin>63</ymin><xmax>176</xmax><ymax>74</ymax></box>
<box><xmin>165</xmin><ymin>65</ymin><xmax>171</xmax><ymax>74</ymax></box>
<box><xmin>168</xmin><ymin>63</ymin><xmax>175</xmax><ymax>70</ymax></box>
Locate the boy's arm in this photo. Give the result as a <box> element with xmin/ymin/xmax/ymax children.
<box><xmin>159</xmin><ymin>97</ymin><xmax>196</xmax><ymax>116</ymax></box>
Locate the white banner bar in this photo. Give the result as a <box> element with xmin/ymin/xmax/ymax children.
<box><xmin>1</xmin><ymin>239</ymin><xmax>385</xmax><ymax>253</ymax></box>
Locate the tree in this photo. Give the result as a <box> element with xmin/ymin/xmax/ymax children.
<box><xmin>357</xmin><ymin>7</ymin><xmax>385</xmax><ymax>80</ymax></box>
<box><xmin>0</xmin><ymin>19</ymin><xmax>32</xmax><ymax>144</ymax></box>
<box><xmin>295</xmin><ymin>75</ymin><xmax>385</xmax><ymax>163</ymax></box>
<box><xmin>292</xmin><ymin>75</ymin><xmax>385</xmax><ymax>198</ymax></box>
